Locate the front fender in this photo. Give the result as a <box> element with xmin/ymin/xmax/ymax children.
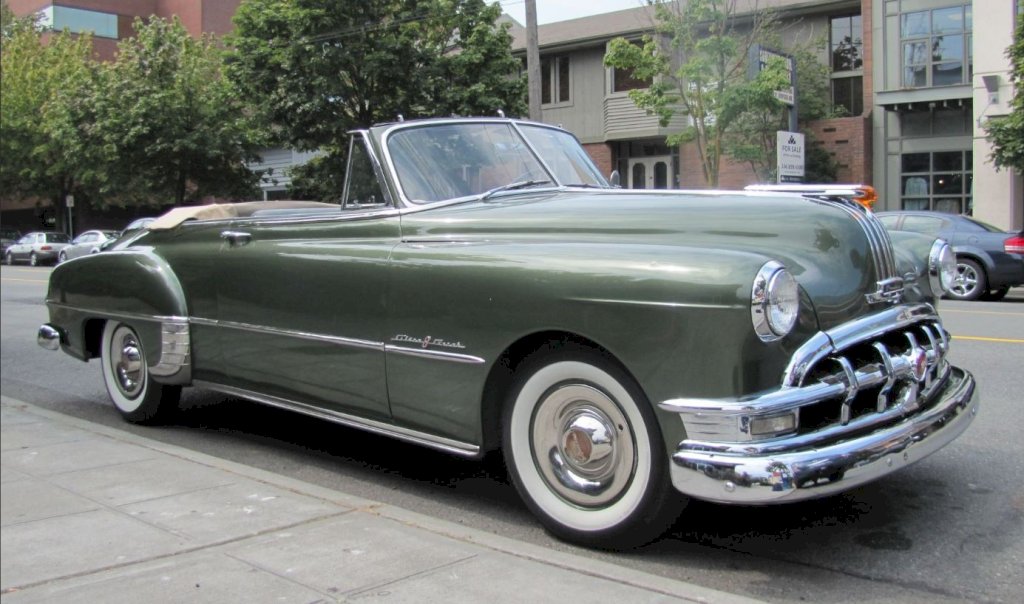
<box><xmin>384</xmin><ymin>241</ymin><xmax>819</xmax><ymax>445</ymax></box>
<box><xmin>45</xmin><ymin>250</ymin><xmax>190</xmax><ymax>383</ymax></box>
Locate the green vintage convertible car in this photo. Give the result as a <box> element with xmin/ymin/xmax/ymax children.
<box><xmin>39</xmin><ymin>117</ymin><xmax>977</xmax><ymax>547</ymax></box>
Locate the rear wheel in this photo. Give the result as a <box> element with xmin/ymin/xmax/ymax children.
<box><xmin>100</xmin><ymin>321</ymin><xmax>181</xmax><ymax>424</ymax></box>
<box><xmin>4</xmin><ymin>251</ymin><xmax>11</xmax><ymax>265</ymax></box>
<box><xmin>58</xmin><ymin>250</ymin><xmax>67</xmax><ymax>263</ymax></box>
<box><xmin>947</xmin><ymin>258</ymin><xmax>986</xmax><ymax>301</ymax></box>
<box><xmin>502</xmin><ymin>350</ymin><xmax>683</xmax><ymax>548</ymax></box>
<box><xmin>29</xmin><ymin>252</ymin><xmax>38</xmax><ymax>267</ymax></box>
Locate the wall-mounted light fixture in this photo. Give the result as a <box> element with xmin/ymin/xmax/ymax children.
<box><xmin>977</xmin><ymin>75</ymin><xmax>1002</xmax><ymax>128</ymax></box>
<box><xmin>982</xmin><ymin>75</ymin><xmax>1000</xmax><ymax>104</ymax></box>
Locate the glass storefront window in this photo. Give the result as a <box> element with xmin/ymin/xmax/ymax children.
<box><xmin>900</xmin><ymin>151</ymin><xmax>972</xmax><ymax>214</ymax></box>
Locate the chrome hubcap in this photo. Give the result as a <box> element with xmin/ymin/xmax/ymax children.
<box><xmin>112</xmin><ymin>328</ymin><xmax>144</xmax><ymax>398</ymax></box>
<box><xmin>531</xmin><ymin>384</ymin><xmax>634</xmax><ymax>507</ymax></box>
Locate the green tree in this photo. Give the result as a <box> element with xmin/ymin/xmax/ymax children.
<box><xmin>605</xmin><ymin>0</ymin><xmax>835</xmax><ymax>186</ymax></box>
<box><xmin>89</xmin><ymin>17</ymin><xmax>262</xmax><ymax>207</ymax></box>
<box><xmin>987</xmin><ymin>15</ymin><xmax>1024</xmax><ymax>172</ymax></box>
<box><xmin>1</xmin><ymin>18</ymin><xmax>94</xmax><ymax>230</ymax></box>
<box><xmin>227</xmin><ymin>0</ymin><xmax>525</xmax><ymax>200</ymax></box>
<box><xmin>725</xmin><ymin>42</ymin><xmax>838</xmax><ymax>182</ymax></box>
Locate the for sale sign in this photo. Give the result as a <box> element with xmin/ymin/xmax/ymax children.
<box><xmin>777</xmin><ymin>131</ymin><xmax>804</xmax><ymax>182</ymax></box>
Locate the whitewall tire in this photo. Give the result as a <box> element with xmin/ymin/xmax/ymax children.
<box><xmin>100</xmin><ymin>321</ymin><xmax>180</xmax><ymax>424</ymax></box>
<box><xmin>503</xmin><ymin>351</ymin><xmax>682</xmax><ymax>547</ymax></box>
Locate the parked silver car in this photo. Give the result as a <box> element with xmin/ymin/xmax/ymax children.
<box><xmin>58</xmin><ymin>230</ymin><xmax>120</xmax><ymax>263</ymax></box>
<box><xmin>4</xmin><ymin>231</ymin><xmax>70</xmax><ymax>266</ymax></box>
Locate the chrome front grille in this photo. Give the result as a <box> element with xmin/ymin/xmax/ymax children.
<box><xmin>659</xmin><ymin>304</ymin><xmax>951</xmax><ymax>444</ymax></box>
<box><xmin>794</xmin><ymin>318</ymin><xmax>949</xmax><ymax>435</ymax></box>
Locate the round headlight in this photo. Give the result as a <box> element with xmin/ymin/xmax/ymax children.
<box><xmin>752</xmin><ymin>262</ymin><xmax>800</xmax><ymax>342</ymax></box>
<box><xmin>928</xmin><ymin>240</ymin><xmax>956</xmax><ymax>295</ymax></box>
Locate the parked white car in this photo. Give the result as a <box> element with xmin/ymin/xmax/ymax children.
<box><xmin>4</xmin><ymin>231</ymin><xmax>70</xmax><ymax>266</ymax></box>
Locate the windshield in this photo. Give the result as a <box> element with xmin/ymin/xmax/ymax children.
<box><xmin>386</xmin><ymin>122</ymin><xmax>607</xmax><ymax>203</ymax></box>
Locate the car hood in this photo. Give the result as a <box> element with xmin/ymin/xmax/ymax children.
<box><xmin>399</xmin><ymin>189</ymin><xmax>882</xmax><ymax>330</ymax></box>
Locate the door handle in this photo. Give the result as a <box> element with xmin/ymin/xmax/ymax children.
<box><xmin>220</xmin><ymin>231</ymin><xmax>252</xmax><ymax>247</ymax></box>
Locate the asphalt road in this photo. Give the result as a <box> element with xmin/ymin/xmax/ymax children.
<box><xmin>2</xmin><ymin>264</ymin><xmax>1021</xmax><ymax>604</ymax></box>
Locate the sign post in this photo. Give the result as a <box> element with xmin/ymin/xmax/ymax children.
<box><xmin>749</xmin><ymin>45</ymin><xmax>798</xmax><ymax>134</ymax></box>
<box><xmin>776</xmin><ymin>131</ymin><xmax>805</xmax><ymax>183</ymax></box>
<box><xmin>65</xmin><ymin>194</ymin><xmax>75</xmax><ymax>238</ymax></box>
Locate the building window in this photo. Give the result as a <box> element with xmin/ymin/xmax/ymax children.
<box><xmin>609</xmin><ymin>40</ymin><xmax>652</xmax><ymax>93</ymax></box>
<box><xmin>901</xmin><ymin>5</ymin><xmax>972</xmax><ymax>88</ymax></box>
<box><xmin>900</xmin><ymin>150</ymin><xmax>973</xmax><ymax>214</ymax></box>
<box><xmin>832</xmin><ymin>76</ymin><xmax>863</xmax><ymax>116</ymax></box>
<box><xmin>542</xmin><ymin>56</ymin><xmax>571</xmax><ymax>105</ymax></box>
<box><xmin>612</xmin><ymin>65</ymin><xmax>651</xmax><ymax>93</ymax></box>
<box><xmin>830</xmin><ymin>15</ymin><xmax>863</xmax><ymax>116</ymax></box>
<box><xmin>38</xmin><ymin>5</ymin><xmax>118</xmax><ymax>39</ymax></box>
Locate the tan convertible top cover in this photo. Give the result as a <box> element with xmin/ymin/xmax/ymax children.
<box><xmin>148</xmin><ymin>200</ymin><xmax>339</xmax><ymax>230</ymax></box>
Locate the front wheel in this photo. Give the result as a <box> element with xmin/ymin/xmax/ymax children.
<box><xmin>58</xmin><ymin>250</ymin><xmax>67</xmax><ymax>263</ymax></box>
<box><xmin>502</xmin><ymin>351</ymin><xmax>683</xmax><ymax>548</ymax></box>
<box><xmin>29</xmin><ymin>252</ymin><xmax>38</xmax><ymax>267</ymax></box>
<box><xmin>100</xmin><ymin>321</ymin><xmax>181</xmax><ymax>424</ymax></box>
<box><xmin>3</xmin><ymin>252</ymin><xmax>12</xmax><ymax>265</ymax></box>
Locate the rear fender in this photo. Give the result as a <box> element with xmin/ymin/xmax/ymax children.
<box><xmin>45</xmin><ymin>250</ymin><xmax>190</xmax><ymax>384</ymax></box>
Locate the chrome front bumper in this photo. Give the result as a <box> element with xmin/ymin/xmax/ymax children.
<box><xmin>665</xmin><ymin>366</ymin><xmax>976</xmax><ymax>504</ymax></box>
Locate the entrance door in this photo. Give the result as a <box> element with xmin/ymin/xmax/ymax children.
<box><xmin>626</xmin><ymin>156</ymin><xmax>671</xmax><ymax>189</ymax></box>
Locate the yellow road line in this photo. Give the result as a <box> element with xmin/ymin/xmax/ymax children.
<box><xmin>951</xmin><ymin>335</ymin><xmax>1024</xmax><ymax>344</ymax></box>
<box><xmin>0</xmin><ymin>277</ymin><xmax>48</xmax><ymax>284</ymax></box>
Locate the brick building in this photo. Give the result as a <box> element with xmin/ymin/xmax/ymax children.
<box><xmin>7</xmin><ymin>0</ymin><xmax>240</xmax><ymax>59</ymax></box>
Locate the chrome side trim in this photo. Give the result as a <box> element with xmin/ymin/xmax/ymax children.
<box><xmin>190</xmin><ymin>317</ymin><xmax>384</xmax><ymax>352</ymax></box>
<box><xmin>44</xmin><ymin>301</ymin><xmax>187</xmax><ymax>325</ymax></box>
<box><xmin>192</xmin><ymin>317</ymin><xmax>487</xmax><ymax>364</ymax></box>
<box><xmin>42</xmin><ymin>304</ymin><xmax>190</xmax><ymax>383</ymax></box>
<box><xmin>384</xmin><ymin>345</ymin><xmax>485</xmax><ymax>365</ymax></box>
<box><xmin>193</xmin><ymin>380</ymin><xmax>481</xmax><ymax>458</ymax></box>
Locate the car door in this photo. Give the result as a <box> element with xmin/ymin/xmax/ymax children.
<box><xmin>213</xmin><ymin>133</ymin><xmax>399</xmax><ymax>420</ymax></box>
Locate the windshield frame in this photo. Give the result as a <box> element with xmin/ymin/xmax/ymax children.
<box><xmin>377</xmin><ymin>118</ymin><xmax>603</xmax><ymax>207</ymax></box>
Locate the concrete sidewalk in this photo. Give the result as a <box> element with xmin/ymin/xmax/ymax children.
<box><xmin>0</xmin><ymin>396</ymin><xmax>764</xmax><ymax>603</ymax></box>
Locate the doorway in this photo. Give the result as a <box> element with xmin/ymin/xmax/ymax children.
<box><xmin>627</xmin><ymin>156</ymin><xmax>671</xmax><ymax>189</ymax></box>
